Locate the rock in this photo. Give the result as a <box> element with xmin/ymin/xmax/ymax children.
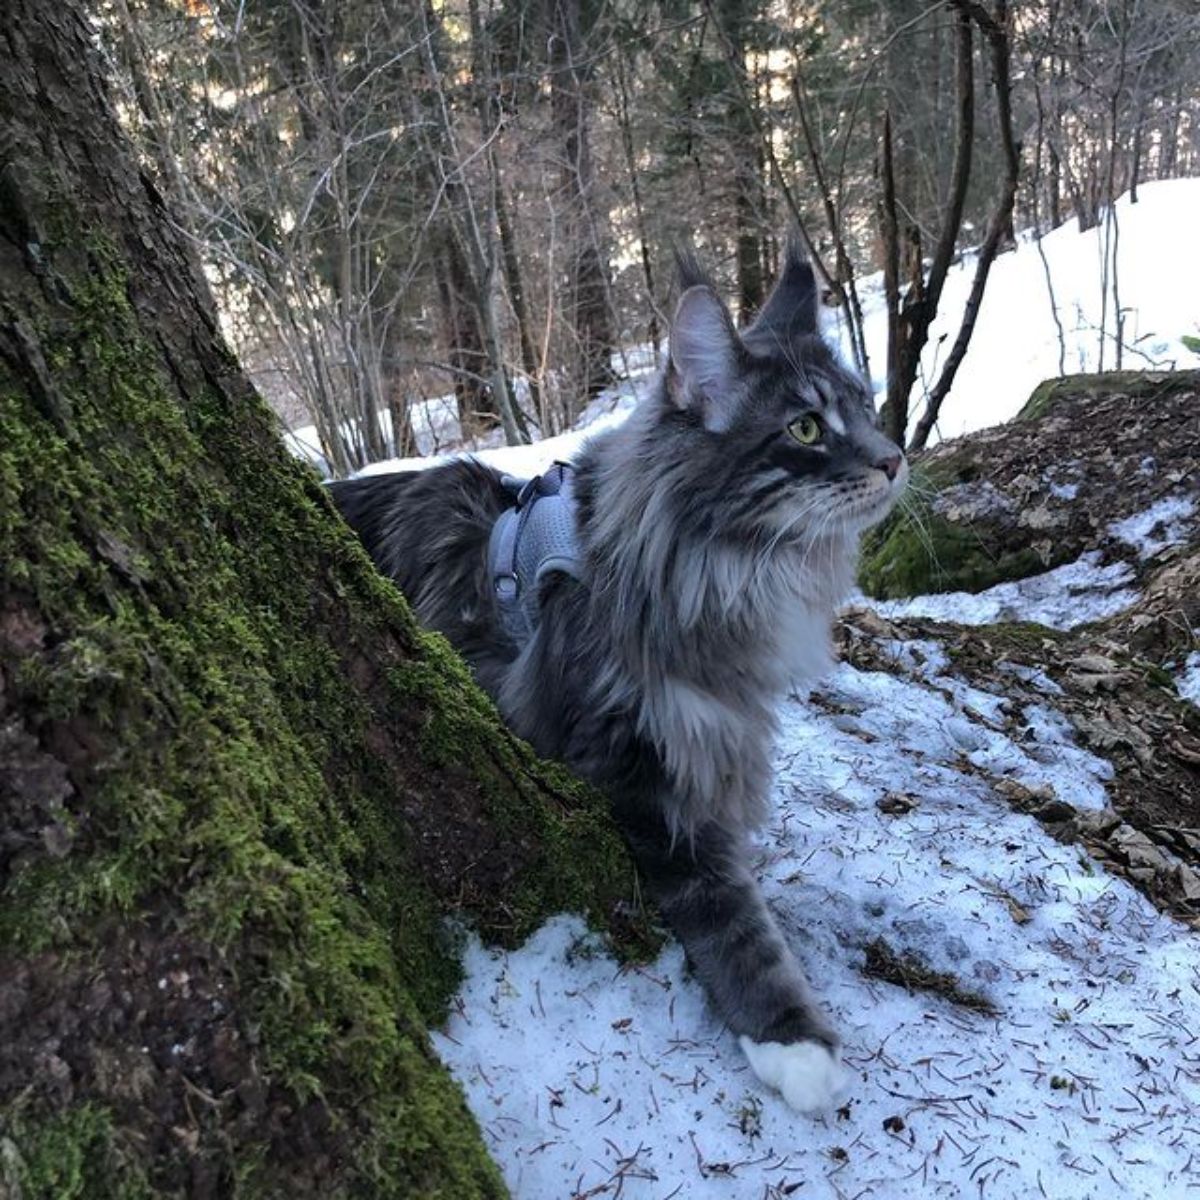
<box><xmin>859</xmin><ymin>370</ymin><xmax>1200</xmax><ymax>601</ymax></box>
<box><xmin>1074</xmin><ymin>654</ymin><xmax>1121</xmax><ymax>673</ymax></box>
<box><xmin>1034</xmin><ymin>798</ymin><xmax>1076</xmax><ymax>823</ymax></box>
<box><xmin>933</xmin><ymin>481</ymin><xmax>1017</xmax><ymax>525</ymax></box>
<box><xmin>1022</xmin><ymin>503</ymin><xmax>1067</xmax><ymax>531</ymax></box>
<box><xmin>1178</xmin><ymin>866</ymin><xmax>1200</xmax><ymax>904</ymax></box>
<box><xmin>1112</xmin><ymin>825</ymin><xmax>1170</xmax><ymax>872</ymax></box>
<box><xmin>1076</xmin><ymin>809</ymin><xmax>1124</xmax><ymax>838</ymax></box>
<box><xmin>877</xmin><ymin>792</ymin><xmax>920</xmax><ymax>815</ymax></box>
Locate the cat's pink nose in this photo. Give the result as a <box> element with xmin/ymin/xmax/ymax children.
<box><xmin>875</xmin><ymin>453</ymin><xmax>902</xmax><ymax>481</ymax></box>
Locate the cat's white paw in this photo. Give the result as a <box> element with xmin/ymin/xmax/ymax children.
<box><xmin>739</xmin><ymin>1035</ymin><xmax>846</xmax><ymax>1114</ymax></box>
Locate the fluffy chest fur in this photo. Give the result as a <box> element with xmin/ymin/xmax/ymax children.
<box><xmin>575</xmin><ymin>427</ymin><xmax>860</xmax><ymax>836</ymax></box>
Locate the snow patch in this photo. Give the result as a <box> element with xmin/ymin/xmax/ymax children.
<box><xmin>352</xmin><ymin>380</ymin><xmax>643</xmax><ymax>480</ymax></box>
<box><xmin>1109</xmin><ymin>494</ymin><xmax>1196</xmax><ymax>558</ymax></box>
<box><xmin>834</xmin><ymin>178</ymin><xmax>1200</xmax><ymax>440</ymax></box>
<box><xmin>291</xmin><ymin>364</ymin><xmax>648</xmax><ymax>478</ymax></box>
<box><xmin>1176</xmin><ymin>652</ymin><xmax>1200</xmax><ymax>707</ymax></box>
<box><xmin>868</xmin><ymin>552</ymin><xmax>1137</xmax><ymax>630</ymax></box>
<box><xmin>1047</xmin><ymin>479</ymin><xmax>1079</xmax><ymax>501</ymax></box>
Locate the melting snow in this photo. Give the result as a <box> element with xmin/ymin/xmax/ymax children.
<box><xmin>1047</xmin><ymin>480</ymin><xmax>1080</xmax><ymax>501</ymax></box>
<box><xmin>1109</xmin><ymin>495</ymin><xmax>1197</xmax><ymax>559</ymax></box>
<box><xmin>865</xmin><ymin>553</ymin><xmax>1138</xmax><ymax>631</ymax></box>
<box><xmin>866</xmin><ymin>491</ymin><xmax>1194</xmax><ymax>634</ymax></box>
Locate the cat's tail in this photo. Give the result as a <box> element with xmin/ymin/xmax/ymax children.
<box><xmin>326</xmin><ymin>460</ymin><xmax>515</xmax><ymax>638</ymax></box>
<box><xmin>326</xmin><ymin>471</ymin><xmax>421</xmax><ymax>568</ymax></box>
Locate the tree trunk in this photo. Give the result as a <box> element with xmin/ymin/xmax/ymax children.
<box><xmin>614</xmin><ymin>47</ymin><xmax>662</xmax><ymax>351</ymax></box>
<box><xmin>436</xmin><ymin>223</ymin><xmax>495</xmax><ymax>438</ymax></box>
<box><xmin>0</xmin><ymin>5</ymin><xmax>636</xmax><ymax>1195</ymax></box>
<box><xmin>494</xmin><ymin>165</ymin><xmax>543</xmax><ymax>428</ymax></box>
<box><xmin>716</xmin><ymin>0</ymin><xmax>766</xmax><ymax>320</ymax></box>
<box><xmin>1048</xmin><ymin>142</ymin><xmax>1063</xmax><ymax>228</ymax></box>
<box><xmin>549</xmin><ymin>0</ymin><xmax>617</xmax><ymax>413</ymax></box>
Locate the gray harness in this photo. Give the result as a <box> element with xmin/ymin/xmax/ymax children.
<box><xmin>487</xmin><ymin>462</ymin><xmax>584</xmax><ymax>645</ymax></box>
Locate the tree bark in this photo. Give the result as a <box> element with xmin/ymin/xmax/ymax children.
<box><xmin>436</xmin><ymin>221</ymin><xmax>494</xmax><ymax>437</ymax></box>
<box><xmin>494</xmin><ymin>165</ymin><xmax>543</xmax><ymax>428</ymax></box>
<box><xmin>792</xmin><ymin>75</ymin><xmax>870</xmax><ymax>379</ymax></box>
<box><xmin>715</xmin><ymin>0</ymin><xmax>766</xmax><ymax>320</ymax></box>
<box><xmin>549</xmin><ymin>0</ymin><xmax>617</xmax><ymax>413</ymax></box>
<box><xmin>614</xmin><ymin>46</ymin><xmax>662</xmax><ymax>351</ymax></box>
<box><xmin>0</xmin><ymin>5</ymin><xmax>636</xmax><ymax>1194</ymax></box>
<box><xmin>909</xmin><ymin>0</ymin><xmax>1020</xmax><ymax>452</ymax></box>
<box><xmin>879</xmin><ymin>9</ymin><xmax>974</xmax><ymax>448</ymax></box>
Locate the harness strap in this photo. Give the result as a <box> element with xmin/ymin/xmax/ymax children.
<box><xmin>488</xmin><ymin>462</ymin><xmax>582</xmax><ymax>645</ymax></box>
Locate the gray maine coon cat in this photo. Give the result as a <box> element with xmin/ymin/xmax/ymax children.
<box><xmin>330</xmin><ymin>246</ymin><xmax>907</xmax><ymax>1113</ymax></box>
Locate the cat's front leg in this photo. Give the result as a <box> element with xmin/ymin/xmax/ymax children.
<box><xmin>614</xmin><ymin>800</ymin><xmax>846</xmax><ymax>1114</ymax></box>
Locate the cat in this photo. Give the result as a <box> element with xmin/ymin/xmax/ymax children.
<box><xmin>329</xmin><ymin>244</ymin><xmax>907</xmax><ymax>1113</ymax></box>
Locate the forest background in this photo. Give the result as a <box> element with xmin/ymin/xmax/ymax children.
<box><xmin>101</xmin><ymin>0</ymin><xmax>1200</xmax><ymax>471</ymax></box>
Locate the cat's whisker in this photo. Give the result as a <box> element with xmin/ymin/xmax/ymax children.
<box><xmin>895</xmin><ymin>491</ymin><xmax>942</xmax><ymax>580</ymax></box>
<box><xmin>791</xmin><ymin>502</ymin><xmax>840</xmax><ymax>589</ymax></box>
<box><xmin>748</xmin><ymin>490</ymin><xmax>827</xmax><ymax>568</ymax></box>
<box><xmin>752</xmin><ymin>493</ymin><xmax>837</xmax><ymax>588</ymax></box>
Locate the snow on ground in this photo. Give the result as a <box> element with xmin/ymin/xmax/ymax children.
<box><xmin>865</xmin><ymin>552</ymin><xmax>1138</xmax><ymax>631</ymax></box>
<box><xmin>1177</xmin><ymin>652</ymin><xmax>1200</xmax><ymax>708</ymax></box>
<box><xmin>350</xmin><ymin>377</ymin><xmax>645</xmax><ymax>480</ymax></box>
<box><xmin>867</xmin><ymin>491</ymin><xmax>1197</xmax><ymax>631</ymax></box>
<box><xmin>834</xmin><ymin>178</ymin><xmax>1200</xmax><ymax>440</ymax></box>
<box><xmin>1110</xmin><ymin>495</ymin><xmax>1197</xmax><ymax>559</ymax></box>
<box><xmin>287</xmin><ymin>356</ymin><xmax>651</xmax><ymax>479</ymax></box>
<box><xmin>434</xmin><ymin>647</ymin><xmax>1200</xmax><ymax>1200</ymax></box>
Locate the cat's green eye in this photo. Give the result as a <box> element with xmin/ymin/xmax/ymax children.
<box><xmin>787</xmin><ymin>414</ymin><xmax>822</xmax><ymax>446</ymax></box>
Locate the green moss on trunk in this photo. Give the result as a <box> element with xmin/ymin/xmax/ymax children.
<box><xmin>0</xmin><ymin>1104</ymin><xmax>151</xmax><ymax>1200</ymax></box>
<box><xmin>1</xmin><ymin>243</ymin><xmax>523</xmax><ymax>1197</ymax></box>
<box><xmin>0</xmin><ymin>24</ymin><xmax>639</xmax><ymax>1188</ymax></box>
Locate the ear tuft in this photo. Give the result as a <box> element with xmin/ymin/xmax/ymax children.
<box><xmin>743</xmin><ymin>234</ymin><xmax>819</xmax><ymax>350</ymax></box>
<box><xmin>673</xmin><ymin>245</ymin><xmax>715</xmax><ymax>294</ymax></box>
<box><xmin>669</xmin><ymin>285</ymin><xmax>741</xmax><ymax>429</ymax></box>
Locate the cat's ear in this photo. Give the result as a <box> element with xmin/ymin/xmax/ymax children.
<box><xmin>742</xmin><ymin>236</ymin><xmax>818</xmax><ymax>351</ymax></box>
<box><xmin>669</xmin><ymin>285</ymin><xmax>742</xmax><ymax>431</ymax></box>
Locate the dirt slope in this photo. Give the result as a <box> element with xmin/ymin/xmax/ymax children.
<box><xmin>851</xmin><ymin>369</ymin><xmax>1199</xmax><ymax>923</ymax></box>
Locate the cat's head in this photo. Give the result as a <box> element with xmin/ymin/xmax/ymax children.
<box><xmin>664</xmin><ymin>243</ymin><xmax>906</xmax><ymax>539</ymax></box>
